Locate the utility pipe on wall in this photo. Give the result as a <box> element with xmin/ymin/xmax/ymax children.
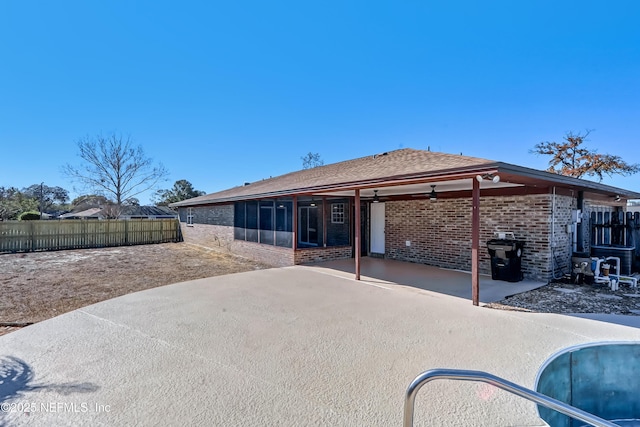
<box><xmin>577</xmin><ymin>191</ymin><xmax>584</xmax><ymax>252</ymax></box>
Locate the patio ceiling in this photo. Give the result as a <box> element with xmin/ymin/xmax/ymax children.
<box><xmin>313</xmin><ymin>178</ymin><xmax>522</xmax><ymax>198</ymax></box>
<box><xmin>308</xmin><ymin>164</ymin><xmax>640</xmax><ymax>201</ymax></box>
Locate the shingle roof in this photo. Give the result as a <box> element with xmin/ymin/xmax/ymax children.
<box><xmin>119</xmin><ymin>206</ymin><xmax>177</xmax><ymax>217</ymax></box>
<box><xmin>59</xmin><ymin>208</ymin><xmax>103</xmax><ymax>218</ymax></box>
<box><xmin>172</xmin><ymin>147</ymin><xmax>640</xmax><ymax>207</ymax></box>
<box><xmin>171</xmin><ymin>148</ymin><xmax>497</xmax><ymax>207</ymax></box>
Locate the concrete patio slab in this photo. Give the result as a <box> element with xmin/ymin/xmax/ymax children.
<box><xmin>1</xmin><ymin>266</ymin><xmax>639</xmax><ymax>426</ymax></box>
<box><xmin>305</xmin><ymin>257</ymin><xmax>547</xmax><ymax>303</ymax></box>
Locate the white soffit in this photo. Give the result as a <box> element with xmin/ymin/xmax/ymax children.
<box><xmin>314</xmin><ymin>179</ymin><xmax>523</xmax><ymax>198</ymax></box>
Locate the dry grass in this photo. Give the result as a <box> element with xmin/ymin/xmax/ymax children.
<box><xmin>0</xmin><ymin>243</ymin><xmax>269</xmax><ymax>336</ymax></box>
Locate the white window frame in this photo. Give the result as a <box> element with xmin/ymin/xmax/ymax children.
<box><xmin>187</xmin><ymin>208</ymin><xmax>194</xmax><ymax>226</ymax></box>
<box><xmin>331</xmin><ymin>203</ymin><xmax>345</xmax><ymax>224</ymax></box>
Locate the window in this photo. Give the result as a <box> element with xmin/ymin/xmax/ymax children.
<box><xmin>187</xmin><ymin>208</ymin><xmax>194</xmax><ymax>226</ymax></box>
<box><xmin>331</xmin><ymin>203</ymin><xmax>345</xmax><ymax>224</ymax></box>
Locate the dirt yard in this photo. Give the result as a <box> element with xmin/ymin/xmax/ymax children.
<box><xmin>0</xmin><ymin>243</ymin><xmax>269</xmax><ymax>336</ymax></box>
<box><xmin>4</xmin><ymin>244</ymin><xmax>640</xmax><ymax>337</ymax></box>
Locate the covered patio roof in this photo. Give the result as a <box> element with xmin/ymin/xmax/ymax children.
<box><xmin>171</xmin><ymin>148</ymin><xmax>640</xmax><ymax>306</ymax></box>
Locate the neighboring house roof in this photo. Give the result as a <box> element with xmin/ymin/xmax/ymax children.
<box><xmin>59</xmin><ymin>206</ymin><xmax>176</xmax><ymax>219</ymax></box>
<box><xmin>118</xmin><ymin>206</ymin><xmax>177</xmax><ymax>217</ymax></box>
<box><xmin>171</xmin><ymin>148</ymin><xmax>640</xmax><ymax>207</ymax></box>
<box><xmin>59</xmin><ymin>208</ymin><xmax>103</xmax><ymax>219</ymax></box>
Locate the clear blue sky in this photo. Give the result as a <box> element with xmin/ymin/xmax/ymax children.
<box><xmin>2</xmin><ymin>1</ymin><xmax>639</xmax><ymax>204</ymax></box>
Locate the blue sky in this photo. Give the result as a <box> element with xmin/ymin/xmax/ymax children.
<box><xmin>1</xmin><ymin>1</ymin><xmax>639</xmax><ymax>204</ymax></box>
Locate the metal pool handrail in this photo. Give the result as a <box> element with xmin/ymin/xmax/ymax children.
<box><xmin>403</xmin><ymin>368</ymin><xmax>619</xmax><ymax>427</ymax></box>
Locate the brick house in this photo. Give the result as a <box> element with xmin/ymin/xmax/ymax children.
<box><xmin>171</xmin><ymin>148</ymin><xmax>639</xmax><ymax>302</ymax></box>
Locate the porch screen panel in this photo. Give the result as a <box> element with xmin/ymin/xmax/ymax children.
<box><xmin>276</xmin><ymin>201</ymin><xmax>293</xmax><ymax>248</ymax></box>
<box><xmin>259</xmin><ymin>202</ymin><xmax>275</xmax><ymax>245</ymax></box>
<box><xmin>245</xmin><ymin>201</ymin><xmax>258</xmax><ymax>242</ymax></box>
<box><xmin>234</xmin><ymin>202</ymin><xmax>246</xmax><ymax>240</ymax></box>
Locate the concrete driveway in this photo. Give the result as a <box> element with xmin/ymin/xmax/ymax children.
<box><xmin>1</xmin><ymin>266</ymin><xmax>640</xmax><ymax>426</ymax></box>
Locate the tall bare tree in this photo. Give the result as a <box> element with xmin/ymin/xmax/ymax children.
<box><xmin>63</xmin><ymin>133</ymin><xmax>168</xmax><ymax>205</ymax></box>
<box><xmin>531</xmin><ymin>130</ymin><xmax>640</xmax><ymax>181</ymax></box>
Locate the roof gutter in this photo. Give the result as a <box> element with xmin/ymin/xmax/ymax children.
<box><xmin>495</xmin><ymin>162</ymin><xmax>640</xmax><ymax>198</ymax></box>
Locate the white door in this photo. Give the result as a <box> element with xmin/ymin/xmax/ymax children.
<box><xmin>370</xmin><ymin>202</ymin><xmax>385</xmax><ymax>254</ymax></box>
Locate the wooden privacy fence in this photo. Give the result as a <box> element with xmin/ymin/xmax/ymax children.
<box><xmin>591</xmin><ymin>210</ymin><xmax>640</xmax><ymax>252</ymax></box>
<box><xmin>0</xmin><ymin>219</ymin><xmax>182</xmax><ymax>253</ymax></box>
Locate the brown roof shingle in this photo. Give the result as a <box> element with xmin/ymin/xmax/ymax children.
<box><xmin>172</xmin><ymin>148</ymin><xmax>497</xmax><ymax>206</ymax></box>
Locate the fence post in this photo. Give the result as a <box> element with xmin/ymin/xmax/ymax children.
<box><xmin>175</xmin><ymin>218</ymin><xmax>183</xmax><ymax>242</ymax></box>
<box><xmin>29</xmin><ymin>221</ymin><xmax>35</xmax><ymax>252</ymax></box>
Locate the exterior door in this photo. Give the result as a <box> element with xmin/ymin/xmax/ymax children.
<box><xmin>370</xmin><ymin>202</ymin><xmax>385</xmax><ymax>254</ymax></box>
<box><xmin>299</xmin><ymin>206</ymin><xmax>319</xmax><ymax>245</ymax></box>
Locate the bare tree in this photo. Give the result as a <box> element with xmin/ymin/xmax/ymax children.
<box><xmin>70</xmin><ymin>194</ymin><xmax>111</xmax><ymax>211</ymax></box>
<box><xmin>100</xmin><ymin>203</ymin><xmax>123</xmax><ymax>219</ymax></box>
<box><xmin>63</xmin><ymin>133</ymin><xmax>169</xmax><ymax>205</ymax></box>
<box><xmin>301</xmin><ymin>152</ymin><xmax>324</xmax><ymax>169</ymax></box>
<box><xmin>531</xmin><ymin>130</ymin><xmax>640</xmax><ymax>181</ymax></box>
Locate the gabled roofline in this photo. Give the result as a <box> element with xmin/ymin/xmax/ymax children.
<box><xmin>170</xmin><ymin>149</ymin><xmax>640</xmax><ymax>208</ymax></box>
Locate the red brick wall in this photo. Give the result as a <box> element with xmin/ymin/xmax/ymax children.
<box><xmin>180</xmin><ymin>222</ymin><xmax>234</xmax><ymax>251</ymax></box>
<box><xmin>294</xmin><ymin>246</ymin><xmax>353</xmax><ymax>264</ymax></box>
<box><xmin>180</xmin><ymin>220</ymin><xmax>353</xmax><ymax>266</ymax></box>
<box><xmin>178</xmin><ymin>193</ymin><xmax>617</xmax><ymax>281</ymax></box>
<box><xmin>384</xmin><ymin>194</ymin><xmax>557</xmax><ymax>281</ymax></box>
<box><xmin>233</xmin><ymin>240</ymin><xmax>295</xmax><ymax>267</ymax></box>
<box><xmin>180</xmin><ymin>221</ymin><xmax>294</xmax><ymax>267</ymax></box>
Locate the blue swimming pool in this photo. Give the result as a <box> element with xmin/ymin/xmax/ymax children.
<box><xmin>536</xmin><ymin>342</ymin><xmax>640</xmax><ymax>427</ymax></box>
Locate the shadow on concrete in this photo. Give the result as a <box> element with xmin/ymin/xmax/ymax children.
<box><xmin>304</xmin><ymin>257</ymin><xmax>548</xmax><ymax>304</ymax></box>
<box><xmin>0</xmin><ymin>356</ymin><xmax>99</xmax><ymax>424</ymax></box>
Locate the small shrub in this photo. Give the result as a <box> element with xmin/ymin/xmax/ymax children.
<box><xmin>19</xmin><ymin>211</ymin><xmax>42</xmax><ymax>221</ymax></box>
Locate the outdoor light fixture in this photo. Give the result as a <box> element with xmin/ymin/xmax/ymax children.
<box><xmin>476</xmin><ymin>173</ymin><xmax>501</xmax><ymax>183</ymax></box>
<box><xmin>310</xmin><ymin>198</ymin><xmax>316</xmax><ymax>207</ymax></box>
<box><xmin>373</xmin><ymin>190</ymin><xmax>380</xmax><ymax>203</ymax></box>
<box><xmin>614</xmin><ymin>195</ymin><xmax>621</xmax><ymax>202</ymax></box>
<box><xmin>429</xmin><ymin>185</ymin><xmax>437</xmax><ymax>202</ymax></box>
